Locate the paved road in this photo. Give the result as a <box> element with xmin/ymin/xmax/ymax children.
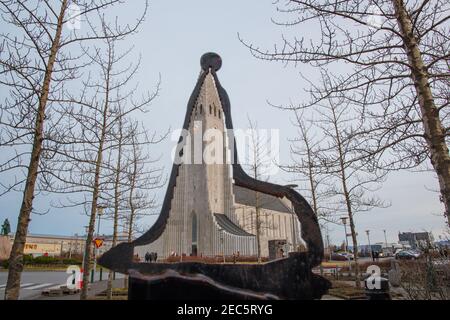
<box><xmin>0</xmin><ymin>270</ymin><xmax>124</xmax><ymax>300</ymax></box>
<box><xmin>325</xmin><ymin>256</ymin><xmax>393</xmax><ymax>265</ymax></box>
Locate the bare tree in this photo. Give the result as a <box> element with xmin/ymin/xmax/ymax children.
<box><xmin>240</xmin><ymin>0</ymin><xmax>450</xmax><ymax>226</ymax></box>
<box><xmin>0</xmin><ymin>0</ymin><xmax>149</xmax><ymax>300</ymax></box>
<box><xmin>121</xmin><ymin>122</ymin><xmax>166</xmax><ymax>288</ymax></box>
<box><xmin>40</xmin><ymin>15</ymin><xmax>155</xmax><ymax>299</ymax></box>
<box><xmin>281</xmin><ymin>109</ymin><xmax>334</xmax><ymax>222</ymax></box>
<box><xmin>241</xmin><ymin>117</ymin><xmax>281</xmax><ymax>262</ymax></box>
<box><xmin>104</xmin><ymin>101</ymin><xmax>127</xmax><ymax>300</ymax></box>
<box><xmin>316</xmin><ymin>97</ymin><xmax>390</xmax><ymax>287</ymax></box>
<box><xmin>104</xmin><ymin>117</ymin><xmax>165</xmax><ymax>297</ymax></box>
<box><xmin>280</xmin><ymin>108</ymin><xmax>341</xmax><ymax>265</ymax></box>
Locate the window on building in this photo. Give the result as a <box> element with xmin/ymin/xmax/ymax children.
<box><xmin>200</xmin><ymin>104</ymin><xmax>203</xmax><ymax>114</ymax></box>
<box><xmin>214</xmin><ymin>106</ymin><xmax>217</xmax><ymax>117</ymax></box>
<box><xmin>192</xmin><ymin>212</ymin><xmax>198</xmax><ymax>256</ymax></box>
<box><xmin>209</xmin><ymin>105</ymin><xmax>212</xmax><ymax>114</ymax></box>
<box><xmin>218</xmin><ymin>110</ymin><xmax>221</xmax><ymax>119</ymax></box>
<box><xmin>192</xmin><ymin>213</ymin><xmax>198</xmax><ymax>244</ymax></box>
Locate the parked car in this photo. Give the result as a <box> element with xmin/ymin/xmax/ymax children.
<box><xmin>331</xmin><ymin>252</ymin><xmax>354</xmax><ymax>261</ymax></box>
<box><xmin>340</xmin><ymin>252</ymin><xmax>355</xmax><ymax>260</ymax></box>
<box><xmin>395</xmin><ymin>250</ymin><xmax>421</xmax><ymax>260</ymax></box>
<box><xmin>380</xmin><ymin>249</ymin><xmax>394</xmax><ymax>258</ymax></box>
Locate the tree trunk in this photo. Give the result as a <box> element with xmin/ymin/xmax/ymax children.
<box><xmin>306</xmin><ymin>141</ymin><xmax>319</xmax><ymax>216</ymax></box>
<box><xmin>4</xmin><ymin>0</ymin><xmax>68</xmax><ymax>300</ymax></box>
<box><xmin>80</xmin><ymin>158</ymin><xmax>101</xmax><ymax>300</ymax></box>
<box><xmin>80</xmin><ymin>58</ymin><xmax>112</xmax><ymax>300</ymax></box>
<box><xmin>255</xmin><ymin>205</ymin><xmax>262</xmax><ymax>263</ymax></box>
<box><xmin>107</xmin><ymin>122</ymin><xmax>123</xmax><ymax>300</ymax></box>
<box><xmin>254</xmin><ymin>165</ymin><xmax>262</xmax><ymax>263</ymax></box>
<box><xmin>124</xmin><ymin>148</ymin><xmax>137</xmax><ymax>289</ymax></box>
<box><xmin>394</xmin><ymin>0</ymin><xmax>450</xmax><ymax>226</ymax></box>
<box><xmin>332</xmin><ymin>108</ymin><xmax>361</xmax><ymax>288</ymax></box>
<box><xmin>346</xmin><ymin>207</ymin><xmax>361</xmax><ymax>288</ymax></box>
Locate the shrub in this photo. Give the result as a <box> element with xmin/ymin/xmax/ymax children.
<box><xmin>62</xmin><ymin>258</ymin><xmax>82</xmax><ymax>265</ymax></box>
<box><xmin>398</xmin><ymin>256</ymin><xmax>450</xmax><ymax>300</ymax></box>
<box><xmin>0</xmin><ymin>255</ymin><xmax>82</xmax><ymax>268</ymax></box>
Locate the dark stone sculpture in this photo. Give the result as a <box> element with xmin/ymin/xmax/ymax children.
<box><xmin>99</xmin><ymin>52</ymin><xmax>331</xmax><ymax>300</ymax></box>
<box><xmin>127</xmin><ymin>252</ymin><xmax>329</xmax><ymax>300</ymax></box>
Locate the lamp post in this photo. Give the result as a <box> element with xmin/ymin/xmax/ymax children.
<box><xmin>326</xmin><ymin>225</ymin><xmax>332</xmax><ymax>261</ymax></box>
<box><xmin>340</xmin><ymin>217</ymin><xmax>349</xmax><ymax>251</ymax></box>
<box><xmin>82</xmin><ymin>226</ymin><xmax>89</xmax><ymax>275</ymax></box>
<box><xmin>340</xmin><ymin>217</ymin><xmax>351</xmax><ymax>271</ymax></box>
<box><xmin>92</xmin><ymin>206</ymin><xmax>104</xmax><ymax>283</ymax></box>
<box><xmin>383</xmin><ymin>229</ymin><xmax>388</xmax><ymax>253</ymax></box>
<box><xmin>366</xmin><ymin>230</ymin><xmax>372</xmax><ymax>260</ymax></box>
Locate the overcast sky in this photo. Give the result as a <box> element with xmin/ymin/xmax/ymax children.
<box><xmin>1</xmin><ymin>0</ymin><xmax>447</xmax><ymax>246</ymax></box>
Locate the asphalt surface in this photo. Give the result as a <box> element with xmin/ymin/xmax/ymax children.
<box><xmin>0</xmin><ymin>270</ymin><xmax>124</xmax><ymax>300</ymax></box>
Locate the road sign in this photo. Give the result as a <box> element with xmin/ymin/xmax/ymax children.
<box><xmin>93</xmin><ymin>238</ymin><xmax>104</xmax><ymax>248</ymax></box>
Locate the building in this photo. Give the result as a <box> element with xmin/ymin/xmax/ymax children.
<box><xmin>3</xmin><ymin>233</ymin><xmax>129</xmax><ymax>258</ymax></box>
<box><xmin>398</xmin><ymin>232</ymin><xmax>434</xmax><ymax>249</ymax></box>
<box><xmin>132</xmin><ymin>53</ymin><xmax>307</xmax><ymax>261</ymax></box>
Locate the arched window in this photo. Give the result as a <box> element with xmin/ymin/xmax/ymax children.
<box><xmin>191</xmin><ymin>212</ymin><xmax>198</xmax><ymax>256</ymax></box>
<box><xmin>200</xmin><ymin>104</ymin><xmax>203</xmax><ymax>114</ymax></box>
<box><xmin>214</xmin><ymin>106</ymin><xmax>217</xmax><ymax>117</ymax></box>
<box><xmin>218</xmin><ymin>110</ymin><xmax>221</xmax><ymax>119</ymax></box>
<box><xmin>192</xmin><ymin>213</ymin><xmax>198</xmax><ymax>244</ymax></box>
<box><xmin>209</xmin><ymin>105</ymin><xmax>212</xmax><ymax>114</ymax></box>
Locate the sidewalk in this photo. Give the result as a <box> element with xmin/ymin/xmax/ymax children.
<box><xmin>34</xmin><ymin>278</ymin><xmax>126</xmax><ymax>300</ymax></box>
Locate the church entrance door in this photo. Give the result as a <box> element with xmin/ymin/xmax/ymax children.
<box><xmin>191</xmin><ymin>212</ymin><xmax>198</xmax><ymax>256</ymax></box>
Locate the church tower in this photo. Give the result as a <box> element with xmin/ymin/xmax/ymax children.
<box><xmin>134</xmin><ymin>53</ymin><xmax>257</xmax><ymax>258</ymax></box>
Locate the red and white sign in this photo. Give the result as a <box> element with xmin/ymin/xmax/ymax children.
<box><xmin>93</xmin><ymin>238</ymin><xmax>104</xmax><ymax>249</ymax></box>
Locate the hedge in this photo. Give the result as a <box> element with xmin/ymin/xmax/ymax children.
<box><xmin>1</xmin><ymin>255</ymin><xmax>82</xmax><ymax>269</ymax></box>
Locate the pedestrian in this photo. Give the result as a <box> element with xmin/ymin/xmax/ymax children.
<box><xmin>372</xmin><ymin>250</ymin><xmax>375</xmax><ymax>262</ymax></box>
<box><xmin>145</xmin><ymin>252</ymin><xmax>150</xmax><ymax>263</ymax></box>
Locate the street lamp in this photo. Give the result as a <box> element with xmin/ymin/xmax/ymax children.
<box><xmin>82</xmin><ymin>226</ymin><xmax>89</xmax><ymax>275</ymax></box>
<box><xmin>340</xmin><ymin>217</ymin><xmax>351</xmax><ymax>271</ymax></box>
<box><xmin>366</xmin><ymin>230</ymin><xmax>372</xmax><ymax>260</ymax></box>
<box><xmin>383</xmin><ymin>229</ymin><xmax>388</xmax><ymax>252</ymax></box>
<box><xmin>92</xmin><ymin>206</ymin><xmax>105</xmax><ymax>283</ymax></box>
<box><xmin>340</xmin><ymin>217</ymin><xmax>349</xmax><ymax>251</ymax></box>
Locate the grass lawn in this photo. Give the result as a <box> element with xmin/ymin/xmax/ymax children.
<box><xmin>327</xmin><ymin>280</ymin><xmax>366</xmax><ymax>300</ymax></box>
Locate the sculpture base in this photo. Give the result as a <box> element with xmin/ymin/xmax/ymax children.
<box><xmin>127</xmin><ymin>253</ymin><xmax>330</xmax><ymax>300</ymax></box>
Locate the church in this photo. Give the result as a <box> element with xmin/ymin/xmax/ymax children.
<box><xmin>99</xmin><ymin>53</ymin><xmax>325</xmax><ymax>299</ymax></box>
<box><xmin>133</xmin><ymin>53</ymin><xmax>303</xmax><ymax>260</ymax></box>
